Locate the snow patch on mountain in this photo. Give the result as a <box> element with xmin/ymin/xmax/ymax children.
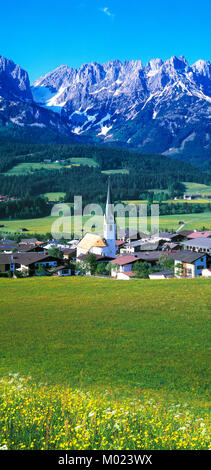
<box><xmin>98</xmin><ymin>124</ymin><xmax>112</xmax><ymax>136</ymax></box>
<box><xmin>10</xmin><ymin>117</ymin><xmax>24</xmax><ymax>127</ymax></box>
<box><xmin>1</xmin><ymin>54</ymin><xmax>211</xmax><ymax>158</ymax></box>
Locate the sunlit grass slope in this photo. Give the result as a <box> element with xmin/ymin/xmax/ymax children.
<box><xmin>0</xmin><ymin>277</ymin><xmax>210</xmax><ymax>450</ymax></box>
<box><xmin>0</xmin><ymin>277</ymin><xmax>210</xmax><ymax>400</ymax></box>
<box><xmin>1</xmin><ymin>211</ymin><xmax>211</xmax><ymax>235</ymax></box>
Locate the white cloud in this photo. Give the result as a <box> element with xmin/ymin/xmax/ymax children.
<box><xmin>100</xmin><ymin>6</ymin><xmax>114</xmax><ymax>18</ymax></box>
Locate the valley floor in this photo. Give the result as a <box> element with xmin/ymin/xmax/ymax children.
<box><xmin>1</xmin><ymin>211</ymin><xmax>211</xmax><ymax>235</ymax></box>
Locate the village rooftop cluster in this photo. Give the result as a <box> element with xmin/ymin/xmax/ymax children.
<box><xmin>1</xmin><ymin>182</ymin><xmax>211</xmax><ymax>280</ymax></box>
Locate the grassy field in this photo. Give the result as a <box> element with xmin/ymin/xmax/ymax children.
<box><xmin>0</xmin><ymin>277</ymin><xmax>210</xmax><ymax>450</ymax></box>
<box><xmin>1</xmin><ymin>211</ymin><xmax>211</xmax><ymax>235</ymax></box>
<box><xmin>165</xmin><ymin>199</ymin><xmax>211</xmax><ymax>204</ymax></box>
<box><xmin>43</xmin><ymin>192</ymin><xmax>66</xmax><ymax>201</ymax></box>
<box><xmin>68</xmin><ymin>157</ymin><xmax>99</xmax><ymax>167</ymax></box>
<box><xmin>101</xmin><ymin>169</ymin><xmax>129</xmax><ymax>175</ymax></box>
<box><xmin>4</xmin><ymin>158</ymin><xmax>98</xmax><ymax>175</ymax></box>
<box><xmin>0</xmin><ymin>215</ymin><xmax>58</xmax><ymax>234</ymax></box>
<box><xmin>125</xmin><ymin>198</ymin><xmax>211</xmax><ymax>205</ymax></box>
<box><xmin>183</xmin><ymin>182</ymin><xmax>211</xmax><ymax>196</ymax></box>
<box><xmin>0</xmin><ymin>277</ymin><xmax>210</xmax><ymax>395</ymax></box>
<box><xmin>5</xmin><ymin>162</ymin><xmax>64</xmax><ymax>174</ymax></box>
<box><xmin>125</xmin><ymin>181</ymin><xmax>211</xmax><ymax>205</ymax></box>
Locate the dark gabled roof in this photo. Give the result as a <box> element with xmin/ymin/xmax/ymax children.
<box><xmin>162</xmin><ymin>242</ymin><xmax>180</xmax><ymax>248</ymax></box>
<box><xmin>0</xmin><ymin>239</ymin><xmax>16</xmax><ymax>244</ymax></box>
<box><xmin>117</xmin><ymin>229</ymin><xmax>139</xmax><ymax>239</ymax></box>
<box><xmin>125</xmin><ymin>239</ymin><xmax>146</xmax><ymax>247</ymax></box>
<box><xmin>77</xmin><ymin>253</ymin><xmax>113</xmax><ymax>262</ymax></box>
<box><xmin>53</xmin><ymin>265</ymin><xmax>66</xmax><ymax>271</ymax></box>
<box><xmin>158</xmin><ymin>232</ymin><xmax>179</xmax><ymax>239</ymax></box>
<box><xmin>20</xmin><ymin>238</ymin><xmax>38</xmax><ymax>244</ymax></box>
<box><xmin>150</xmin><ymin>270</ymin><xmax>174</xmax><ymax>276</ymax></box>
<box><xmin>117</xmin><ymin>230</ymin><xmax>149</xmax><ymax>240</ymax></box>
<box><xmin>133</xmin><ymin>250</ymin><xmax>178</xmax><ymax>261</ymax></box>
<box><xmin>62</xmin><ymin>248</ymin><xmax>76</xmax><ymax>255</ymax></box>
<box><xmin>178</xmin><ymin>230</ymin><xmax>194</xmax><ymax>237</ymax></box>
<box><xmin>18</xmin><ymin>243</ymin><xmax>41</xmax><ymax>252</ymax></box>
<box><xmin>0</xmin><ymin>240</ymin><xmax>18</xmax><ymax>250</ymax></box>
<box><xmin>0</xmin><ymin>254</ymin><xmax>12</xmax><ymax>264</ymax></box>
<box><xmin>134</xmin><ymin>251</ymin><xmax>164</xmax><ymax>261</ymax></box>
<box><xmin>0</xmin><ymin>252</ymin><xmax>57</xmax><ymax>266</ymax></box>
<box><xmin>183</xmin><ymin>238</ymin><xmax>211</xmax><ymax>249</ymax></box>
<box><xmin>171</xmin><ymin>250</ymin><xmax>206</xmax><ymax>263</ymax></box>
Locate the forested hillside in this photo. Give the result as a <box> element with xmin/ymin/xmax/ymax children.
<box><xmin>0</xmin><ymin>140</ymin><xmax>210</xmax><ymax>205</ymax></box>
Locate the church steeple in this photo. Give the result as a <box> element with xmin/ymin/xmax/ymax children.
<box><xmin>105</xmin><ymin>177</ymin><xmax>114</xmax><ymax>223</ymax></box>
<box><xmin>104</xmin><ymin>178</ymin><xmax>116</xmax><ymax>258</ymax></box>
<box><xmin>106</xmin><ymin>177</ymin><xmax>112</xmax><ymax>205</ymax></box>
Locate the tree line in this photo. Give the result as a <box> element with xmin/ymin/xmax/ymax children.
<box><xmin>0</xmin><ymin>140</ymin><xmax>210</xmax><ymax>206</ymax></box>
<box><xmin>0</xmin><ymin>197</ymin><xmax>49</xmax><ymax>219</ymax></box>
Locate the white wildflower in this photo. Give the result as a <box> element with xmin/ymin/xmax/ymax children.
<box><xmin>113</xmin><ymin>422</ymin><xmax>120</xmax><ymax>430</ymax></box>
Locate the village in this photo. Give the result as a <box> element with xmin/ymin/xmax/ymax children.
<box><xmin>0</xmin><ymin>181</ymin><xmax>211</xmax><ymax>281</ymax></box>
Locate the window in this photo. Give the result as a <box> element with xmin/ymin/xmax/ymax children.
<box><xmin>186</xmin><ymin>268</ymin><xmax>192</xmax><ymax>274</ymax></box>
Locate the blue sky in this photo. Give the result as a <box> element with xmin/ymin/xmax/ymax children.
<box><xmin>1</xmin><ymin>0</ymin><xmax>211</xmax><ymax>82</ymax></box>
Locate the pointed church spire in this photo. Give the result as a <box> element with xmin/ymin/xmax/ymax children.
<box><xmin>104</xmin><ymin>177</ymin><xmax>116</xmax><ymax>258</ymax></box>
<box><xmin>106</xmin><ymin>177</ymin><xmax>112</xmax><ymax>205</ymax></box>
<box><xmin>105</xmin><ymin>177</ymin><xmax>114</xmax><ymax>222</ymax></box>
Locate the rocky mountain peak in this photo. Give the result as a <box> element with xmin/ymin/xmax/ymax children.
<box><xmin>0</xmin><ymin>56</ymin><xmax>32</xmax><ymax>100</ymax></box>
<box><xmin>0</xmin><ymin>55</ymin><xmax>210</xmax><ymax>161</ymax></box>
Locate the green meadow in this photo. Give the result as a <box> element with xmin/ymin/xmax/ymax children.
<box><xmin>125</xmin><ymin>181</ymin><xmax>211</xmax><ymax>205</ymax></box>
<box><xmin>43</xmin><ymin>192</ymin><xmax>66</xmax><ymax>201</ymax></box>
<box><xmin>68</xmin><ymin>157</ymin><xmax>99</xmax><ymax>167</ymax></box>
<box><xmin>0</xmin><ymin>277</ymin><xmax>210</xmax><ymax>450</ymax></box>
<box><xmin>0</xmin><ymin>277</ymin><xmax>210</xmax><ymax>400</ymax></box>
<box><xmin>4</xmin><ymin>157</ymin><xmax>99</xmax><ymax>175</ymax></box>
<box><xmin>1</xmin><ymin>211</ymin><xmax>211</xmax><ymax>235</ymax></box>
<box><xmin>101</xmin><ymin>169</ymin><xmax>129</xmax><ymax>175</ymax></box>
<box><xmin>183</xmin><ymin>182</ymin><xmax>211</xmax><ymax>196</ymax></box>
<box><xmin>5</xmin><ymin>162</ymin><xmax>64</xmax><ymax>174</ymax></box>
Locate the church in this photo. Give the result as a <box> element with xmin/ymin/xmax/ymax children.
<box><xmin>76</xmin><ymin>179</ymin><xmax>116</xmax><ymax>259</ymax></box>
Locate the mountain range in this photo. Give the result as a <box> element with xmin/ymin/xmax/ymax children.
<box><xmin>0</xmin><ymin>55</ymin><xmax>211</xmax><ymax>167</ymax></box>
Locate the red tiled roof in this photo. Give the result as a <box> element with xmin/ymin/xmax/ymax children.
<box><xmin>187</xmin><ymin>231</ymin><xmax>211</xmax><ymax>239</ymax></box>
<box><xmin>110</xmin><ymin>255</ymin><xmax>138</xmax><ymax>266</ymax></box>
<box><xmin>121</xmin><ymin>271</ymin><xmax>135</xmax><ymax>277</ymax></box>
